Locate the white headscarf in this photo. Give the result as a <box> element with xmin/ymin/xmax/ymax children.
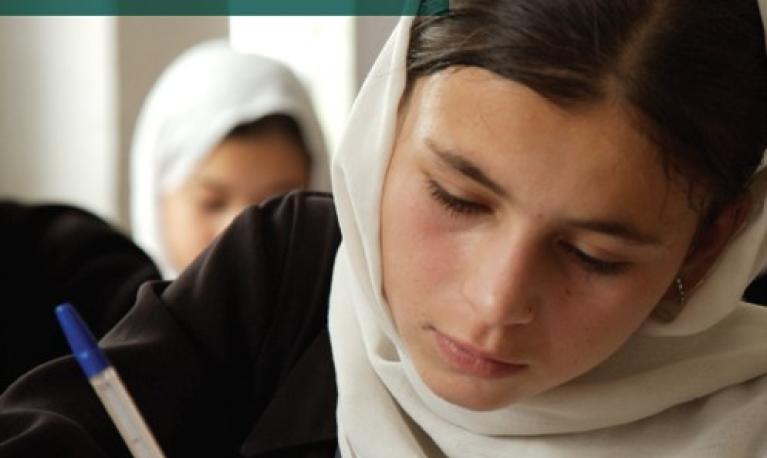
<box><xmin>329</xmin><ymin>10</ymin><xmax>767</xmax><ymax>457</ymax></box>
<box><xmin>130</xmin><ymin>39</ymin><xmax>329</xmax><ymax>278</ymax></box>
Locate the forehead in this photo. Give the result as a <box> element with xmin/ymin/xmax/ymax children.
<box><xmin>400</xmin><ymin>67</ymin><xmax>696</xmax><ymax>233</ymax></box>
<box><xmin>192</xmin><ymin>135</ymin><xmax>308</xmax><ymax>189</ymax></box>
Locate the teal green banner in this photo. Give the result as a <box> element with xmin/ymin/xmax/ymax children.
<box><xmin>0</xmin><ymin>0</ymin><xmax>449</xmax><ymax>15</ymax></box>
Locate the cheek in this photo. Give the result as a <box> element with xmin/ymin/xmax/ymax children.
<box><xmin>540</xmin><ymin>268</ymin><xmax>674</xmax><ymax>374</ymax></box>
<box><xmin>390</xmin><ymin>204</ymin><xmax>456</xmax><ymax>281</ymax></box>
<box><xmin>162</xmin><ymin>193</ymin><xmax>220</xmax><ymax>267</ymax></box>
<box><xmin>381</xmin><ymin>175</ymin><xmax>467</xmax><ymax>329</ymax></box>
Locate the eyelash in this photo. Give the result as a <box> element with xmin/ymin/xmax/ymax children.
<box><xmin>559</xmin><ymin>242</ymin><xmax>628</xmax><ymax>275</ymax></box>
<box><xmin>426</xmin><ymin>178</ymin><xmax>489</xmax><ymax>216</ymax></box>
<box><xmin>426</xmin><ymin>177</ymin><xmax>628</xmax><ymax>276</ymax></box>
<box><xmin>197</xmin><ymin>196</ymin><xmax>226</xmax><ymax>213</ymax></box>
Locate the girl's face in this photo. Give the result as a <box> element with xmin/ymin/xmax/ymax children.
<box><xmin>162</xmin><ymin>130</ymin><xmax>308</xmax><ymax>271</ymax></box>
<box><xmin>380</xmin><ymin>68</ymin><xmax>703</xmax><ymax>411</ymax></box>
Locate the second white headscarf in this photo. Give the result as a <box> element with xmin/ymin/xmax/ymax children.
<box><xmin>130</xmin><ymin>39</ymin><xmax>329</xmax><ymax>278</ymax></box>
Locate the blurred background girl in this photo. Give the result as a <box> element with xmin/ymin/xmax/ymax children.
<box><xmin>130</xmin><ymin>39</ymin><xmax>329</xmax><ymax>278</ymax></box>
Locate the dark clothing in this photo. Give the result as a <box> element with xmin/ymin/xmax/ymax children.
<box><xmin>743</xmin><ymin>274</ymin><xmax>767</xmax><ymax>305</ymax></box>
<box><xmin>0</xmin><ymin>201</ymin><xmax>160</xmax><ymax>391</ymax></box>
<box><xmin>0</xmin><ymin>192</ymin><xmax>341</xmax><ymax>457</ymax></box>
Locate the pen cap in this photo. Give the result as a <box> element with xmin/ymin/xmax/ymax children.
<box><xmin>55</xmin><ymin>302</ymin><xmax>110</xmax><ymax>378</ymax></box>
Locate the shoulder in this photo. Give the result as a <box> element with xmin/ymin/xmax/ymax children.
<box><xmin>250</xmin><ymin>190</ymin><xmax>340</xmax><ymax>266</ymax></box>
<box><xmin>642</xmin><ymin>372</ymin><xmax>767</xmax><ymax>456</ymax></box>
<box><xmin>260</xmin><ymin>191</ymin><xmax>341</xmax><ymax>281</ymax></box>
<box><xmin>225</xmin><ymin>190</ymin><xmax>342</xmax><ymax>349</ymax></box>
<box><xmin>0</xmin><ymin>200</ymin><xmax>120</xmax><ymax>253</ymax></box>
<box><xmin>161</xmin><ymin>190</ymin><xmax>341</xmax><ymax>373</ymax></box>
<box><xmin>197</xmin><ymin>190</ymin><xmax>340</xmax><ymax>296</ymax></box>
<box><xmin>0</xmin><ymin>201</ymin><xmax>159</xmax><ymax>389</ymax></box>
<box><xmin>684</xmin><ymin>373</ymin><xmax>767</xmax><ymax>456</ymax></box>
<box><xmin>0</xmin><ymin>200</ymin><xmax>156</xmax><ymax>279</ymax></box>
<box><xmin>0</xmin><ymin>194</ymin><xmax>340</xmax><ymax>457</ymax></box>
<box><xmin>542</xmin><ymin>374</ymin><xmax>767</xmax><ymax>457</ymax></box>
<box><xmin>158</xmin><ymin>192</ymin><xmax>341</xmax><ymax>451</ymax></box>
<box><xmin>252</xmin><ymin>190</ymin><xmax>338</xmax><ymax>240</ymax></box>
<box><xmin>171</xmin><ymin>190</ymin><xmax>340</xmax><ymax>296</ymax></box>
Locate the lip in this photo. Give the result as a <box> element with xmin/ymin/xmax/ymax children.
<box><xmin>432</xmin><ymin>330</ymin><xmax>527</xmax><ymax>379</ymax></box>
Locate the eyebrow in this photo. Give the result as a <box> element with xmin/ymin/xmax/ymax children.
<box><xmin>565</xmin><ymin>219</ymin><xmax>662</xmax><ymax>246</ymax></box>
<box><xmin>425</xmin><ymin>139</ymin><xmax>661</xmax><ymax>246</ymax></box>
<box><xmin>427</xmin><ymin>139</ymin><xmax>510</xmax><ymax>198</ymax></box>
<box><xmin>196</xmin><ymin>175</ymin><xmax>305</xmax><ymax>203</ymax></box>
<box><xmin>194</xmin><ymin>176</ymin><xmax>228</xmax><ymax>194</ymax></box>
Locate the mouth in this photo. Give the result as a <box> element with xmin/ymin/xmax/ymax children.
<box><xmin>431</xmin><ymin>329</ymin><xmax>527</xmax><ymax>379</ymax></box>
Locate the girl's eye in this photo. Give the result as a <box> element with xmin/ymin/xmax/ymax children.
<box><xmin>197</xmin><ymin>195</ymin><xmax>226</xmax><ymax>213</ymax></box>
<box><xmin>559</xmin><ymin>242</ymin><xmax>628</xmax><ymax>275</ymax></box>
<box><xmin>426</xmin><ymin>178</ymin><xmax>489</xmax><ymax>216</ymax></box>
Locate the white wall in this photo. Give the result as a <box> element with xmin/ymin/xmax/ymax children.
<box><xmin>230</xmin><ymin>16</ymin><xmax>356</xmax><ymax>155</ymax></box>
<box><xmin>0</xmin><ymin>16</ymin><xmax>394</xmax><ymax>228</ymax></box>
<box><xmin>230</xmin><ymin>16</ymin><xmax>399</xmax><ymax>155</ymax></box>
<box><xmin>0</xmin><ymin>17</ymin><xmax>118</xmax><ymax>222</ymax></box>
<box><xmin>354</xmin><ymin>16</ymin><xmax>398</xmax><ymax>88</ymax></box>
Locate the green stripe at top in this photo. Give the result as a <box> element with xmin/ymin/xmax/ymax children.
<box><xmin>0</xmin><ymin>0</ymin><xmax>449</xmax><ymax>15</ymax></box>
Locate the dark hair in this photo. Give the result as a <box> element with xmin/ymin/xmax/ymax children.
<box><xmin>406</xmin><ymin>0</ymin><xmax>767</xmax><ymax>224</ymax></box>
<box><xmin>226</xmin><ymin>114</ymin><xmax>311</xmax><ymax>168</ymax></box>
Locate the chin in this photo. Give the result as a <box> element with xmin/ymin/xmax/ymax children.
<box><xmin>427</xmin><ymin>376</ymin><xmax>523</xmax><ymax>411</ymax></box>
<box><xmin>438</xmin><ymin>390</ymin><xmax>518</xmax><ymax>412</ymax></box>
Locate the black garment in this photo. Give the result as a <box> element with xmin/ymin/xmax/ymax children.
<box><xmin>743</xmin><ymin>274</ymin><xmax>767</xmax><ymax>305</ymax></box>
<box><xmin>0</xmin><ymin>201</ymin><xmax>160</xmax><ymax>391</ymax></box>
<box><xmin>0</xmin><ymin>191</ymin><xmax>341</xmax><ymax>457</ymax></box>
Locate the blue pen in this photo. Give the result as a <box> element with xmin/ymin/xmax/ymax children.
<box><xmin>55</xmin><ymin>303</ymin><xmax>166</xmax><ymax>458</ymax></box>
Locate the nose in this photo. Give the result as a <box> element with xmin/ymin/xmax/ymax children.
<box><xmin>461</xmin><ymin>230</ymin><xmax>541</xmax><ymax>327</ymax></box>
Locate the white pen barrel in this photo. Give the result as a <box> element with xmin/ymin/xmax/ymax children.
<box><xmin>90</xmin><ymin>368</ymin><xmax>166</xmax><ymax>458</ymax></box>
